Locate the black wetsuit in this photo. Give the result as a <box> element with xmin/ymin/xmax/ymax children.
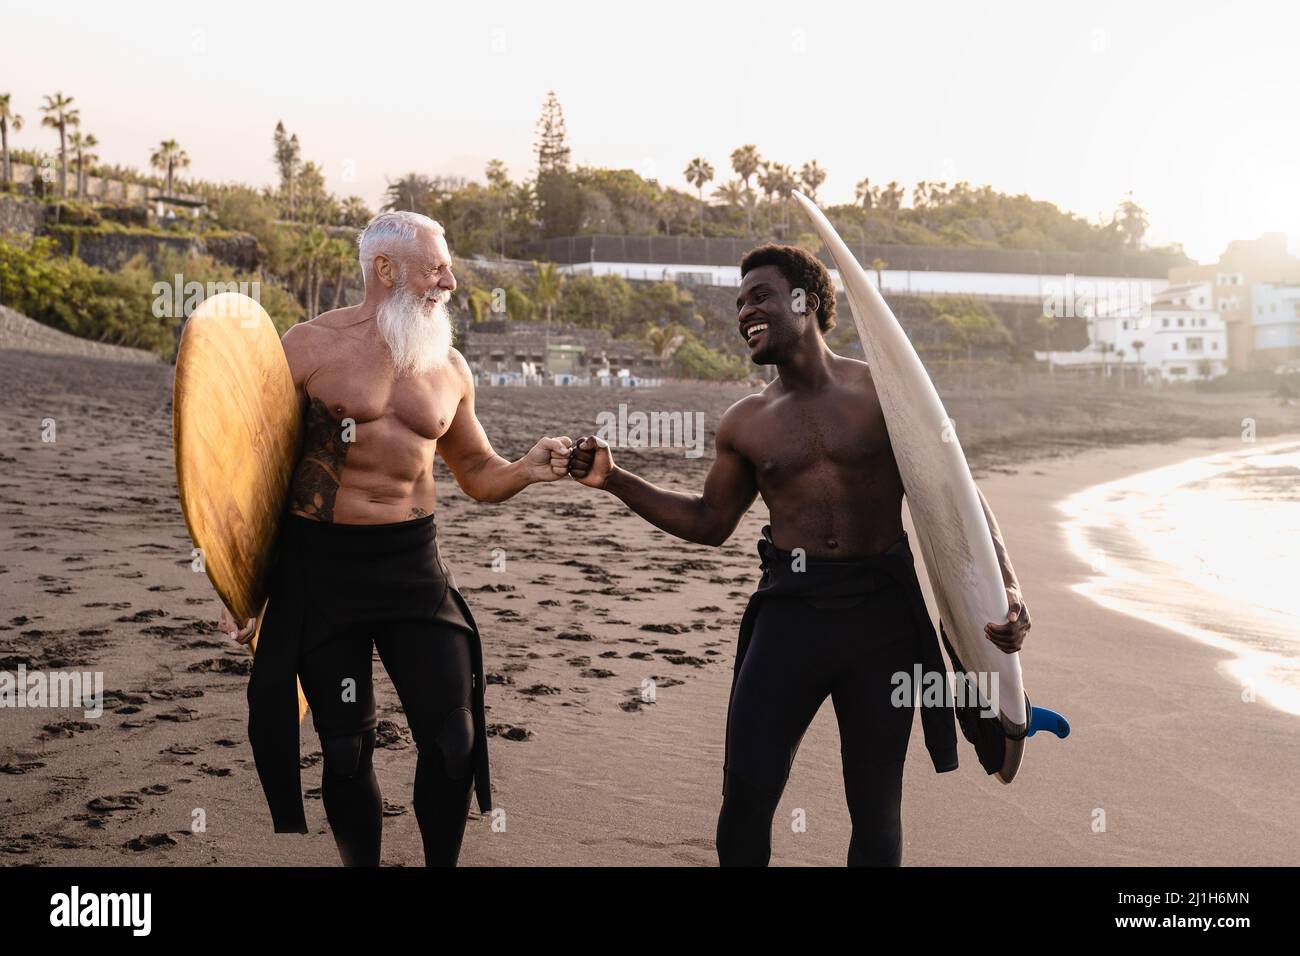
<box><xmin>246</xmin><ymin>512</ymin><xmax>490</xmax><ymax>867</ymax></box>
<box><xmin>717</xmin><ymin>527</ymin><xmax>958</xmax><ymax>867</ymax></box>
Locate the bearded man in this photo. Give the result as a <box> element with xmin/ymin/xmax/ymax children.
<box><xmin>218</xmin><ymin>211</ymin><xmax>574</xmax><ymax>866</ymax></box>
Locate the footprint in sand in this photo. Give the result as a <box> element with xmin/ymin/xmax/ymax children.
<box><xmin>487</xmin><ymin>723</ymin><xmax>532</xmax><ymax>741</ymax></box>
<box><xmin>42</xmin><ymin>720</ymin><xmax>97</xmax><ymax>738</ymax></box>
<box><xmin>375</xmin><ymin>719</ymin><xmax>411</xmax><ymax>749</ymax></box>
<box><xmin>87</xmin><ymin>793</ymin><xmax>144</xmax><ymax>813</ymax></box>
<box><xmin>124</xmin><ymin>833</ymin><xmax>179</xmax><ymax>852</ymax></box>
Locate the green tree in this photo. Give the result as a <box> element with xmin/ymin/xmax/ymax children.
<box><xmin>0</xmin><ymin>94</ymin><xmax>23</xmax><ymax>189</ymax></box>
<box><xmin>1130</xmin><ymin>338</ymin><xmax>1146</xmax><ymax>386</ymax></box>
<box><xmin>382</xmin><ymin>173</ymin><xmax>444</xmax><ymax>216</ymax></box>
<box><xmin>1097</xmin><ymin>340</ymin><xmax>1114</xmax><ymax>381</ymax></box>
<box><xmin>339</xmin><ymin>195</ymin><xmax>372</xmax><ymax>228</ymax></box>
<box><xmin>870</xmin><ymin>257</ymin><xmax>887</xmax><ymax>292</ymax></box>
<box><xmin>294</xmin><ymin>161</ymin><xmax>336</xmax><ymax>224</ymax></box>
<box><xmin>671</xmin><ymin>335</ymin><xmax>748</xmax><ymax>380</ymax></box>
<box><xmin>466</xmin><ymin>287</ymin><xmax>494</xmax><ymax>323</ymax></box>
<box><xmin>150</xmin><ymin>139</ymin><xmax>190</xmax><ymax>197</ymax></box>
<box><xmin>799</xmin><ymin>160</ymin><xmax>827</xmax><ymax>202</ymax></box>
<box><xmin>292</xmin><ymin>227</ymin><xmax>330</xmax><ymax>316</ymax></box>
<box><xmin>40</xmin><ymin>91</ymin><xmax>79</xmax><ymax>198</ymax></box>
<box><xmin>854</xmin><ymin>177</ymin><xmax>874</xmax><ymax>209</ymax></box>
<box><xmin>528</xmin><ymin>261</ymin><xmax>564</xmax><ymax>325</ymax></box>
<box><xmin>534</xmin><ymin>90</ymin><xmax>571</xmax><ymax>174</ymax></box>
<box><xmin>559</xmin><ymin>273</ymin><xmax>632</xmax><ymax>331</ymax></box>
<box><xmin>683</xmin><ymin>157</ymin><xmax>715</xmax><ymax>236</ymax></box>
<box><xmin>1115</xmin><ymin>193</ymin><xmax>1148</xmax><ymax>250</ymax></box>
<box><xmin>484</xmin><ymin>159</ymin><xmax>512</xmax><ymax>257</ymax></box>
<box><xmin>627</xmin><ymin>281</ymin><xmax>692</xmax><ymax>339</ymax></box>
<box><xmin>730</xmin><ymin>144</ymin><xmax>761</xmax><ymax>234</ymax></box>
<box><xmin>272</xmin><ymin>121</ymin><xmax>302</xmax><ymax>218</ymax></box>
<box><xmin>326</xmin><ymin>237</ymin><xmax>355</xmax><ymax>311</ymax></box>
<box><xmin>68</xmin><ymin>130</ymin><xmax>97</xmax><ymax>199</ymax></box>
<box><xmin>642</xmin><ymin>321</ymin><xmax>687</xmax><ymax>360</ymax></box>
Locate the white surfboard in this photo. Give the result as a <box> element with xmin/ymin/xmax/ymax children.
<box><xmin>794</xmin><ymin>192</ymin><xmax>1066</xmax><ymax>782</ymax></box>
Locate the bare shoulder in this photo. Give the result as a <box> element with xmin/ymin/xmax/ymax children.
<box><xmin>281</xmin><ymin>310</ymin><xmax>351</xmax><ymax>384</ymax></box>
<box><xmin>717</xmin><ymin>389</ymin><xmax>770</xmax><ymax>443</ymax></box>
<box><xmin>834</xmin><ymin>353</ymin><xmax>881</xmax><ymax>393</ymax></box>
<box><xmin>445</xmin><ymin>348</ymin><xmax>474</xmax><ymax>395</ymax></box>
<box><xmin>279</xmin><ymin>321</ymin><xmax>320</xmax><ymax>377</ymax></box>
<box><xmin>281</xmin><ymin>307</ymin><xmax>360</xmax><ymax>358</ymax></box>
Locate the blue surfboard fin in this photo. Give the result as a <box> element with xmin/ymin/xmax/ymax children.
<box><xmin>1027</xmin><ymin>706</ymin><xmax>1070</xmax><ymax>739</ymax></box>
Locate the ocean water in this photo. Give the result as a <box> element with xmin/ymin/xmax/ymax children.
<box><xmin>1060</xmin><ymin>440</ymin><xmax>1300</xmax><ymax>716</ymax></box>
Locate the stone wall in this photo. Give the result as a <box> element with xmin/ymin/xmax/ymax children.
<box><xmin>0</xmin><ymin>305</ymin><xmax>159</xmax><ymax>363</ymax></box>
<box><xmin>0</xmin><ymin>195</ymin><xmax>44</xmax><ymax>235</ymax></box>
<box><xmin>45</xmin><ymin>227</ymin><xmax>261</xmax><ymax>272</ymax></box>
<box><xmin>5</xmin><ymin>162</ymin><xmax>201</xmax><ymax>206</ymax></box>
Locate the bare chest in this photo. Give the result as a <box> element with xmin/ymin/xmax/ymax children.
<box><xmin>305</xmin><ymin>358</ymin><xmax>460</xmax><ymax>441</ymax></box>
<box><xmin>738</xmin><ymin>392</ymin><xmax>898</xmax><ymax>489</ymax></box>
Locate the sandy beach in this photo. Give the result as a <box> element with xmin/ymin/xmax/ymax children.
<box><xmin>2</xmin><ymin>345</ymin><xmax>1298</xmax><ymax>866</ymax></box>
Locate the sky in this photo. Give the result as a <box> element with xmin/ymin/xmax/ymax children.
<box><xmin>3</xmin><ymin>0</ymin><xmax>1297</xmax><ymax>262</ymax></box>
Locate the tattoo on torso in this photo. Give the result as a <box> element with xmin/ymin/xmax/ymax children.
<box><xmin>410</xmin><ymin>507</ymin><xmax>429</xmax><ymax>518</ymax></box>
<box><xmin>288</xmin><ymin>398</ymin><xmax>349</xmax><ymax>521</ymax></box>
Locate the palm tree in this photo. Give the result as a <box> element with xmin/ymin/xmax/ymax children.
<box><xmin>328</xmin><ymin>237</ymin><xmax>355</xmax><ymax>311</ymax></box>
<box><xmin>467</xmin><ymin>287</ymin><xmax>494</xmax><ymax>324</ymax></box>
<box><xmin>881</xmin><ymin>180</ymin><xmax>904</xmax><ymax>228</ymax></box>
<box><xmin>643</xmin><ymin>322</ymin><xmax>687</xmax><ymax>360</ymax></box>
<box><xmin>293</xmin><ymin>227</ymin><xmax>330</xmax><ymax>316</ymax></box>
<box><xmin>40</xmin><ymin>92</ymin><xmax>79</xmax><ymax>198</ymax></box>
<box><xmin>0</xmin><ymin>94</ymin><xmax>23</xmax><ymax>190</ymax></box>
<box><xmin>1131</xmin><ymin>339</ymin><xmax>1146</xmax><ymax>387</ymax></box>
<box><xmin>757</xmin><ymin>161</ymin><xmax>783</xmax><ymax>233</ymax></box>
<box><xmin>528</xmin><ymin>261</ymin><xmax>564</xmax><ymax>325</ymax></box>
<box><xmin>730</xmin><ymin>144</ymin><xmax>761</xmax><ymax>234</ymax></box>
<box><xmin>683</xmin><ymin>157</ymin><xmax>714</xmax><ymax>236</ymax></box>
<box><xmin>339</xmin><ymin>195</ymin><xmax>372</xmax><ymax>228</ymax></box>
<box><xmin>870</xmin><ymin>257</ymin><xmax>887</xmax><ymax>292</ymax></box>
<box><xmin>150</xmin><ymin>139</ymin><xmax>190</xmax><ymax>197</ymax></box>
<box><xmin>854</xmin><ymin>177</ymin><xmax>873</xmax><ymax>209</ymax></box>
<box><xmin>68</xmin><ymin>131</ymin><xmax>98</xmax><ymax>199</ymax></box>
<box><xmin>713</xmin><ymin>179</ymin><xmax>745</xmax><ymax>208</ymax></box>
<box><xmin>1097</xmin><ymin>340</ymin><xmax>1114</xmax><ymax>381</ymax></box>
<box><xmin>799</xmin><ymin>160</ymin><xmax>826</xmax><ymax>202</ymax></box>
<box><xmin>764</xmin><ymin>163</ymin><xmax>797</xmax><ymax>236</ymax></box>
<box><xmin>382</xmin><ymin>173</ymin><xmax>442</xmax><ymax>216</ymax></box>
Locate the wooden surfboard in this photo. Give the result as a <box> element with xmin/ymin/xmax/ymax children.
<box><xmin>172</xmin><ymin>292</ymin><xmax>308</xmax><ymax>722</ymax></box>
<box><xmin>794</xmin><ymin>192</ymin><xmax>1068</xmax><ymax>782</ymax></box>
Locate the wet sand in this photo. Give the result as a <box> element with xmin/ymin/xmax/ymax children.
<box><xmin>2</xmin><ymin>347</ymin><xmax>1298</xmax><ymax>866</ymax></box>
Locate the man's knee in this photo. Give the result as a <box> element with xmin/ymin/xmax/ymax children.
<box><xmin>716</xmin><ymin>770</ymin><xmax>781</xmax><ymax>867</ymax></box>
<box><xmin>432</xmin><ymin>707</ymin><xmax>475</xmax><ymax>780</ymax></box>
<box><xmin>321</xmin><ymin>729</ymin><xmax>376</xmax><ymax>781</ymax></box>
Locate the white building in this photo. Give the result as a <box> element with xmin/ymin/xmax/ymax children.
<box><xmin>562</xmin><ymin>259</ymin><xmax>1164</xmax><ymax>305</ymax></box>
<box><xmin>1036</xmin><ymin>281</ymin><xmax>1227</xmax><ymax>382</ymax></box>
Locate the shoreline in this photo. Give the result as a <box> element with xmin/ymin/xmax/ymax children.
<box><xmin>1059</xmin><ymin>437</ymin><xmax>1300</xmax><ymax>720</ymax></box>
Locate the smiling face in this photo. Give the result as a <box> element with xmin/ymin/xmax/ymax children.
<box><xmin>374</xmin><ymin>227</ymin><xmax>459</xmax><ymax>375</ymax></box>
<box><xmin>736</xmin><ymin>264</ymin><xmax>818</xmax><ymax>365</ymax></box>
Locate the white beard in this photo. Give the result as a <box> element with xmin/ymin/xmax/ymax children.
<box><xmin>376</xmin><ymin>286</ymin><xmax>453</xmax><ymax>377</ymax></box>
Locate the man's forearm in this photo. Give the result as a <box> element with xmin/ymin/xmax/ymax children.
<box><xmin>604</xmin><ymin>467</ymin><xmax>721</xmax><ymax>545</ymax></box>
<box><xmin>976</xmin><ymin>485</ymin><xmax>1019</xmax><ymax>592</ymax></box>
<box><xmin>466</xmin><ymin>455</ymin><xmax>533</xmax><ymax>503</ymax></box>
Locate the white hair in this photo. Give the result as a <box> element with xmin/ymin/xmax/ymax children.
<box><xmin>357</xmin><ymin>211</ymin><xmax>446</xmax><ymax>282</ymax></box>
